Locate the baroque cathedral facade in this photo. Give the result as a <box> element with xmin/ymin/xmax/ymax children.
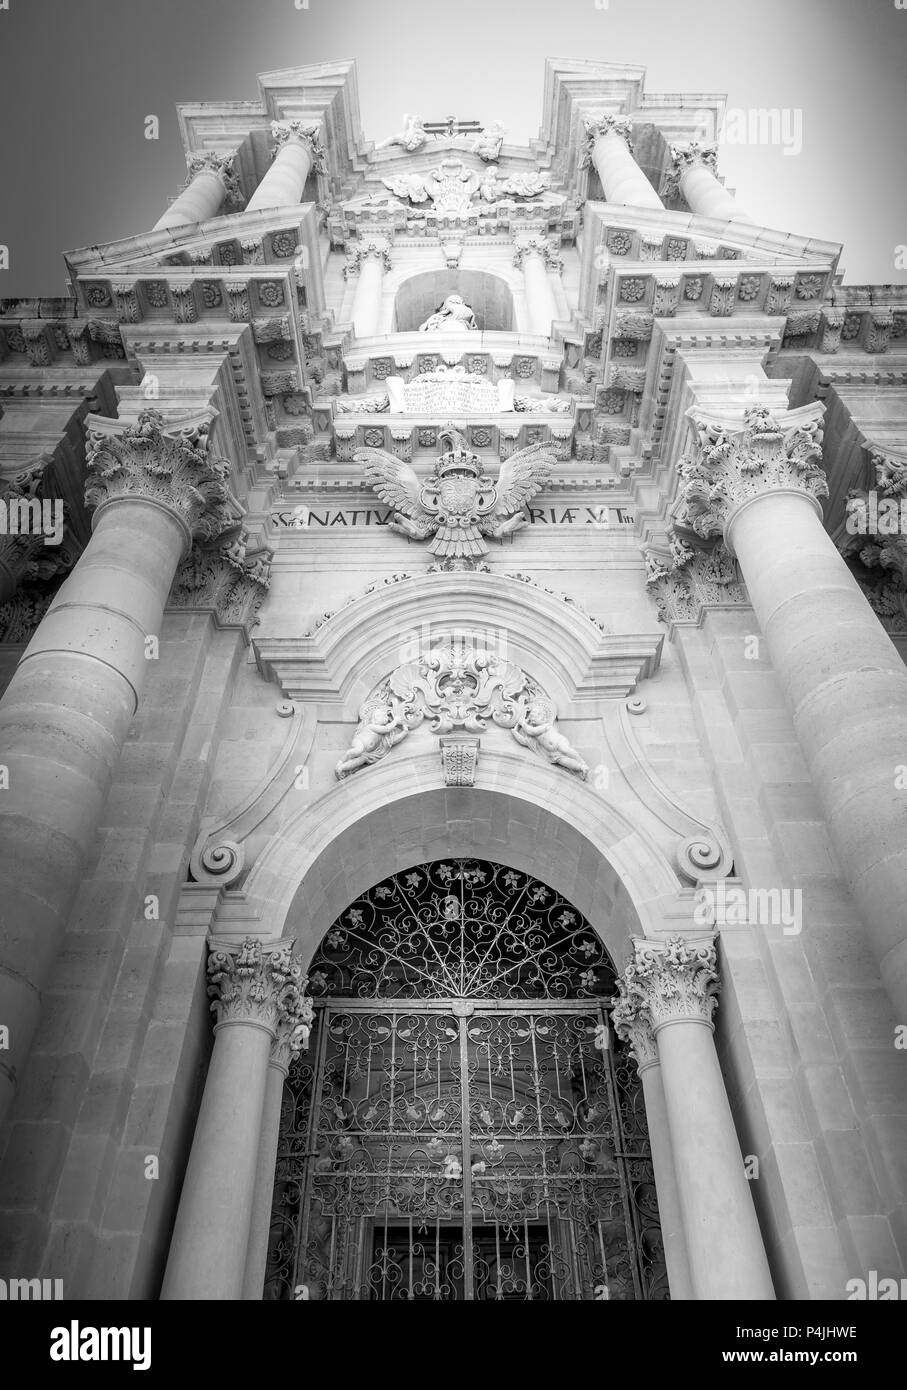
<box><xmin>0</xmin><ymin>58</ymin><xmax>905</xmax><ymax>1302</ymax></box>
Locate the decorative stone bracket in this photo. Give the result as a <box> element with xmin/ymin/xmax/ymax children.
<box><xmin>168</xmin><ymin>526</ymin><xmax>273</xmax><ymax>637</ymax></box>
<box><xmin>644</xmin><ymin>538</ymin><xmax>749</xmax><ymax>627</ymax></box>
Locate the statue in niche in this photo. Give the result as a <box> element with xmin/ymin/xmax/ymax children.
<box><xmin>418</xmin><ymin>294</ymin><xmax>478</xmax><ymax>333</ymax></box>
<box><xmin>471</xmin><ymin>121</ymin><xmax>506</xmax><ymax>162</ymax></box>
<box><xmin>512</xmin><ymin>696</ymin><xmax>589</xmax><ymax>778</ymax></box>
<box><xmin>374</xmin><ymin>113</ymin><xmax>428</xmax><ymax>152</ymax></box>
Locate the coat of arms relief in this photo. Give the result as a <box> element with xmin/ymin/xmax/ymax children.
<box><xmin>354</xmin><ymin>428</ymin><xmax>556</xmax><ymax>569</ymax></box>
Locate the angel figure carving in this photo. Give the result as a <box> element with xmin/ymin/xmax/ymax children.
<box><xmin>513</xmin><ymin>696</ymin><xmax>589</xmax><ymax>779</ymax></box>
<box><xmin>354</xmin><ymin>431</ymin><xmax>556</xmax><ymax>566</ymax></box>
<box><xmin>334</xmin><ymin>701</ymin><xmax>406</xmax><ymax>779</ymax></box>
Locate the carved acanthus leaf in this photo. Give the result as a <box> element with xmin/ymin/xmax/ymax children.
<box><xmin>169</xmin><ymin>527</ymin><xmax>272</xmax><ymax>632</ymax></box>
<box><xmin>614</xmin><ymin>935</ymin><xmax>719</xmax><ymax>1031</ymax></box>
<box><xmin>644</xmin><ymin>539</ymin><xmax>748</xmax><ymax>625</ymax></box>
<box><xmin>84</xmin><ymin>408</ymin><xmax>241</xmax><ymax>545</ymax></box>
<box><xmin>672</xmin><ymin>405</ymin><xmax>827</xmax><ymax>542</ymax></box>
<box><xmin>208</xmin><ymin>937</ymin><xmax>314</xmax><ymax>1060</ymax></box>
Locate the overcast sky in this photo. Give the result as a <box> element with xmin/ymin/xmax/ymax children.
<box><xmin>0</xmin><ymin>0</ymin><xmax>905</xmax><ymax>293</ymax></box>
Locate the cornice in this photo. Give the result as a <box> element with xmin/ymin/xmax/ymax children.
<box><xmin>252</xmin><ymin>570</ymin><xmax>663</xmax><ymax>708</ymax></box>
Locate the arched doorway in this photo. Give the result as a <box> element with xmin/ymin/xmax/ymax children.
<box><xmin>264</xmin><ymin>858</ymin><xmax>668</xmax><ymax>1301</ymax></box>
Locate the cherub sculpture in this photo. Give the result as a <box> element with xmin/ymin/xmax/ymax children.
<box><xmin>334</xmin><ymin>699</ymin><xmax>407</xmax><ymax>779</ymax></box>
<box><xmin>471</xmin><ymin>121</ymin><xmax>506</xmax><ymax>162</ymax></box>
<box><xmin>513</xmin><ymin>696</ymin><xmax>589</xmax><ymax>778</ymax></box>
<box><xmin>375</xmin><ymin>114</ymin><xmax>428</xmax><ymax>152</ymax></box>
<box><xmin>354</xmin><ymin>432</ymin><xmax>556</xmax><ymax>565</ymax></box>
<box><xmin>380</xmin><ymin>171</ymin><xmax>431</xmax><ymax>203</ymax></box>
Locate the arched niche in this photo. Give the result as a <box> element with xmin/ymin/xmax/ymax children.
<box><xmin>392</xmin><ymin>268</ymin><xmax>515</xmax><ymax>332</ymax></box>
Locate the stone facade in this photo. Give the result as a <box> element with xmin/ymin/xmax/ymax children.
<box><xmin>0</xmin><ymin>57</ymin><xmax>905</xmax><ymax>1302</ymax></box>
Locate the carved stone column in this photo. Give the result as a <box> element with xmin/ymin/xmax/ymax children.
<box><xmin>513</xmin><ymin>237</ymin><xmax>561</xmax><ymax>337</ymax></box>
<box><xmin>346</xmin><ymin>240</ymin><xmax>392</xmax><ymax>338</ymax></box>
<box><xmin>162</xmin><ymin>938</ymin><xmax>312</xmax><ymax>1300</ymax></box>
<box><xmin>246</xmin><ymin>122</ymin><xmax>322</xmax><ymax>213</ymax></box>
<box><xmin>674</xmin><ymin>406</ymin><xmax>907</xmax><ymax>1022</ymax></box>
<box><xmin>153</xmin><ymin>152</ymin><xmax>239</xmax><ymax>231</ymax></box>
<box><xmin>661</xmin><ymin>143</ymin><xmax>751</xmax><ymax>222</ymax></box>
<box><xmin>582</xmin><ymin>115</ymin><xmax>663</xmax><ymax>210</ymax></box>
<box><xmin>0</xmin><ymin>408</ymin><xmax>236</xmax><ymax>1129</ymax></box>
<box><xmin>242</xmin><ymin>981</ymin><xmax>314</xmax><ymax>1300</ymax></box>
<box><xmin>618</xmin><ymin>936</ymin><xmax>775</xmax><ymax>1300</ymax></box>
<box><xmin>610</xmin><ymin>990</ymin><xmax>694</xmax><ymax>1300</ymax></box>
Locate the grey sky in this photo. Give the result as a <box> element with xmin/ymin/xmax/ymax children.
<box><xmin>0</xmin><ymin>0</ymin><xmax>905</xmax><ymax>293</ymax></box>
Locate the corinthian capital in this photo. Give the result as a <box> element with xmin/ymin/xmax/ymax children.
<box><xmin>660</xmin><ymin>142</ymin><xmax>720</xmax><ymax>201</ymax></box>
<box><xmin>343</xmin><ymin>239</ymin><xmax>392</xmax><ymax>278</ymax></box>
<box><xmin>581</xmin><ymin>113</ymin><xmax>634</xmax><ymax>168</ymax></box>
<box><xmin>207</xmin><ymin>936</ymin><xmax>314</xmax><ymax>1047</ymax></box>
<box><xmin>271</xmin><ymin>120</ymin><xmax>327</xmax><ymax>173</ymax></box>
<box><xmin>513</xmin><ymin>236</ymin><xmax>563</xmax><ymax>272</ymax></box>
<box><xmin>618</xmin><ymin>935</ymin><xmax>720</xmax><ymax>1031</ymax></box>
<box><xmin>672</xmin><ymin>404</ymin><xmax>827</xmax><ymax>542</ymax></box>
<box><xmin>184</xmin><ymin>150</ymin><xmax>244</xmax><ymax>210</ymax></box>
<box><xmin>610</xmin><ymin>988</ymin><xmax>659</xmax><ymax>1072</ymax></box>
<box><xmin>84</xmin><ymin>408</ymin><xmax>241</xmax><ymax>549</ymax></box>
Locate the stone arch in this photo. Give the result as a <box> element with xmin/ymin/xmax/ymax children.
<box><xmin>391</xmin><ymin>267</ymin><xmax>517</xmax><ymax>332</ymax></box>
<box><xmin>225</xmin><ymin>749</ymin><xmax>688</xmax><ymax>968</ymax></box>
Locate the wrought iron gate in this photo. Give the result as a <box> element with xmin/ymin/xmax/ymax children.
<box><xmin>264</xmin><ymin>860</ymin><xmax>668</xmax><ymax>1301</ymax></box>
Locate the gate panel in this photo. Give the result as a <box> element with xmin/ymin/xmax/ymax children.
<box><xmin>265</xmin><ymin>1001</ymin><xmax>667</xmax><ymax>1300</ymax></box>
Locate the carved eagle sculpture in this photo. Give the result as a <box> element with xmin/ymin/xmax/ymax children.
<box><xmin>354</xmin><ymin>432</ymin><xmax>556</xmax><ymax>563</ymax></box>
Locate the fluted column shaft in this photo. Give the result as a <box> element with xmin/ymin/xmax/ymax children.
<box><xmin>247</xmin><ymin>125</ymin><xmax>316</xmax><ymax>212</ymax></box>
<box><xmin>162</xmin><ymin>938</ymin><xmax>312</xmax><ymax>1301</ymax></box>
<box><xmin>584</xmin><ymin>116</ymin><xmax>663</xmax><ymax>210</ymax></box>
<box><xmin>616</xmin><ymin>936</ymin><xmax>775</xmax><ymax>1301</ymax></box>
<box><xmin>676</xmin><ymin>405</ymin><xmax>907</xmax><ymax>1021</ymax></box>
<box><xmin>0</xmin><ymin>408</ymin><xmax>233</xmax><ymax>1129</ymax></box>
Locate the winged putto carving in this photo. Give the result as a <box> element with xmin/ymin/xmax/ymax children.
<box><xmin>354</xmin><ymin>429</ymin><xmax>555</xmax><ymax>567</ymax></box>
